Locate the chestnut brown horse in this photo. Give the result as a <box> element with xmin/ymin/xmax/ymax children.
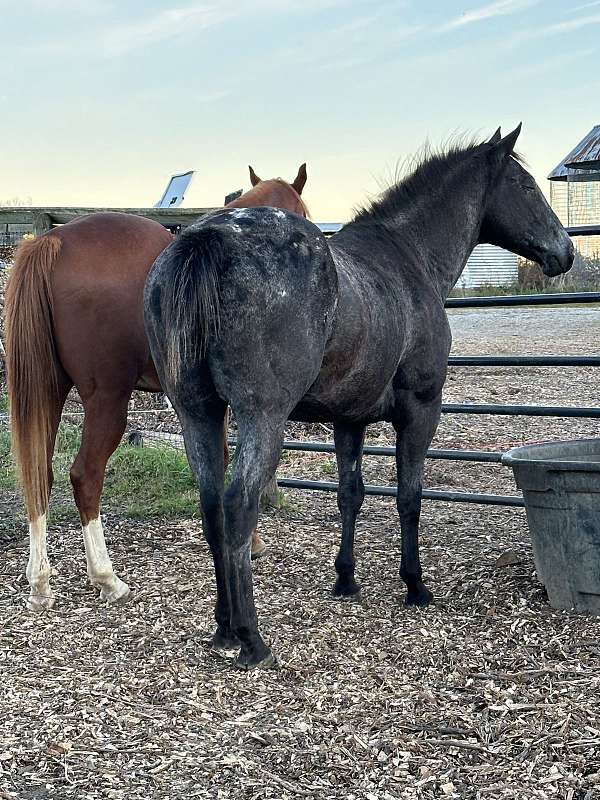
<box><xmin>5</xmin><ymin>164</ymin><xmax>308</xmax><ymax>611</ymax></box>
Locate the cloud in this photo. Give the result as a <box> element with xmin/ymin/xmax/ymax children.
<box><xmin>509</xmin><ymin>8</ymin><xmax>600</xmax><ymax>44</ymax></box>
<box><xmin>103</xmin><ymin>2</ymin><xmax>234</xmax><ymax>55</ymax></box>
<box><xmin>1</xmin><ymin>0</ymin><xmax>112</xmax><ymax>11</ymax></box>
<box><xmin>571</xmin><ymin>0</ymin><xmax>600</xmax><ymax>10</ymax></box>
<box><xmin>539</xmin><ymin>10</ymin><xmax>600</xmax><ymax>35</ymax></box>
<box><xmin>438</xmin><ymin>0</ymin><xmax>540</xmax><ymax>32</ymax></box>
<box><xmin>250</xmin><ymin>3</ymin><xmax>420</xmax><ymax>76</ymax></box>
<box><xmin>20</xmin><ymin>0</ymin><xmax>366</xmax><ymax>60</ymax></box>
<box><xmin>196</xmin><ymin>89</ymin><xmax>230</xmax><ymax>103</ymax></box>
<box><xmin>507</xmin><ymin>46</ymin><xmax>597</xmax><ymax>78</ymax></box>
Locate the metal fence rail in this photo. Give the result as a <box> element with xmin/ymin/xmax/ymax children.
<box><xmin>445</xmin><ymin>291</ymin><xmax>600</xmax><ymax>307</ymax></box>
<box><xmin>270</xmin><ymin>290</ymin><xmax>600</xmax><ymax>507</ymax></box>
<box><xmin>119</xmin><ymin>290</ymin><xmax>597</xmax><ymax>508</ymax></box>
<box><xmin>277</xmin><ymin>478</ymin><xmax>525</xmax><ymax>508</ymax></box>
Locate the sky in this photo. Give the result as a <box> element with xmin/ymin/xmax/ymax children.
<box><xmin>1</xmin><ymin>0</ymin><xmax>599</xmax><ymax>221</ymax></box>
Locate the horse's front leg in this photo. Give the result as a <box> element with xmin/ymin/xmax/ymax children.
<box><xmin>393</xmin><ymin>392</ymin><xmax>442</xmax><ymax>607</ymax></box>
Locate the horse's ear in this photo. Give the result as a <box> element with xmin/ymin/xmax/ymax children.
<box><xmin>292</xmin><ymin>163</ymin><xmax>307</xmax><ymax>195</ymax></box>
<box><xmin>490</xmin><ymin>123</ymin><xmax>522</xmax><ymax>165</ymax></box>
<box><xmin>488</xmin><ymin>127</ymin><xmax>502</xmax><ymax>144</ymax></box>
<box><xmin>249</xmin><ymin>166</ymin><xmax>261</xmax><ymax>186</ymax></box>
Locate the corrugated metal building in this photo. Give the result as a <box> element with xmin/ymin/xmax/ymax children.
<box><xmin>456</xmin><ymin>244</ymin><xmax>518</xmax><ymax>290</ymax></box>
<box><xmin>548</xmin><ymin>126</ymin><xmax>600</xmax><ymax>258</ymax></box>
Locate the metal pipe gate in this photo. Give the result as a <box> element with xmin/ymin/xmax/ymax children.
<box><xmin>275</xmin><ymin>291</ymin><xmax>600</xmax><ymax>508</ymax></box>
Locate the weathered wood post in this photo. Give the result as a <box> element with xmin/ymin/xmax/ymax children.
<box><xmin>32</xmin><ymin>212</ymin><xmax>53</xmax><ymax>237</ymax></box>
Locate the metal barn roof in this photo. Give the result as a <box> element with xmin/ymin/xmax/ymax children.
<box><xmin>548</xmin><ymin>126</ymin><xmax>600</xmax><ymax>180</ymax></box>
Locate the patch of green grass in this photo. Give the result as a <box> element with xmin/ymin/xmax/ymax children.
<box><xmin>0</xmin><ymin>393</ymin><xmax>8</xmax><ymax>413</ymax></box>
<box><xmin>0</xmin><ymin>428</ymin><xmax>14</xmax><ymax>490</ymax></box>
<box><xmin>448</xmin><ymin>280</ymin><xmax>600</xmax><ymax>300</ymax></box>
<box><xmin>103</xmin><ymin>444</ymin><xmax>199</xmax><ymax>518</ymax></box>
<box><xmin>1</xmin><ymin>418</ymin><xmax>295</xmax><ymax>521</ymax></box>
<box><xmin>0</xmin><ymin>418</ymin><xmax>200</xmax><ymax>520</ymax></box>
<box><xmin>320</xmin><ymin>459</ymin><xmax>337</xmax><ymax>478</ymax></box>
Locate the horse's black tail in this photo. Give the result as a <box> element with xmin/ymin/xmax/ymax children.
<box><xmin>159</xmin><ymin>227</ymin><xmax>225</xmax><ymax>388</ymax></box>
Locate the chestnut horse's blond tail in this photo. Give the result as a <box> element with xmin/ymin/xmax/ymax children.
<box><xmin>4</xmin><ymin>235</ymin><xmax>63</xmax><ymax>519</ymax></box>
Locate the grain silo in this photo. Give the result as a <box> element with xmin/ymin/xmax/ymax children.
<box><xmin>548</xmin><ymin>125</ymin><xmax>600</xmax><ymax>258</ymax></box>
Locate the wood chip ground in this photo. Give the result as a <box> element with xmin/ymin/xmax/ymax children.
<box><xmin>1</xmin><ymin>270</ymin><xmax>600</xmax><ymax>798</ymax></box>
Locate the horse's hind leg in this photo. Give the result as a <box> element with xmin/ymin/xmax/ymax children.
<box><xmin>332</xmin><ymin>422</ymin><xmax>366</xmax><ymax>598</ymax></box>
<box><xmin>26</xmin><ymin>376</ymin><xmax>72</xmax><ymax>611</ymax></box>
<box><xmin>222</xmin><ymin>413</ymin><xmax>287</xmax><ymax>670</ymax></box>
<box><xmin>393</xmin><ymin>393</ymin><xmax>442</xmax><ymax>607</ymax></box>
<box><xmin>69</xmin><ymin>391</ymin><xmax>131</xmax><ymax>604</ymax></box>
<box><xmin>223</xmin><ymin>407</ymin><xmax>267</xmax><ymax>561</ymax></box>
<box><xmin>179</xmin><ymin>401</ymin><xmax>236</xmax><ymax>649</ymax></box>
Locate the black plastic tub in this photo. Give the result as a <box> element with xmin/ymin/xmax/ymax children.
<box><xmin>502</xmin><ymin>439</ymin><xmax>600</xmax><ymax>614</ymax></box>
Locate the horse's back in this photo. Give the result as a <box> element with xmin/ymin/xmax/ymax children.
<box><xmin>52</xmin><ymin>212</ymin><xmax>172</xmax><ymax>281</ymax></box>
<box><xmin>50</xmin><ymin>212</ymin><xmax>172</xmax><ymax>394</ymax></box>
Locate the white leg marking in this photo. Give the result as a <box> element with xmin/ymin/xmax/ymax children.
<box><xmin>26</xmin><ymin>514</ymin><xmax>55</xmax><ymax>611</ymax></box>
<box><xmin>83</xmin><ymin>517</ymin><xmax>130</xmax><ymax>604</ymax></box>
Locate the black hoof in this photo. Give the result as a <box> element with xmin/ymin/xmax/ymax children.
<box><xmin>211</xmin><ymin>628</ymin><xmax>241</xmax><ymax>653</ymax></box>
<box><xmin>235</xmin><ymin>646</ymin><xmax>277</xmax><ymax>672</ymax></box>
<box><xmin>332</xmin><ymin>577</ymin><xmax>362</xmax><ymax>600</ymax></box>
<box><xmin>404</xmin><ymin>584</ymin><xmax>434</xmax><ymax>607</ymax></box>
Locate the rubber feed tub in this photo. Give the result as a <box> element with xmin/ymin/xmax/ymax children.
<box><xmin>502</xmin><ymin>438</ymin><xmax>600</xmax><ymax>615</ymax></box>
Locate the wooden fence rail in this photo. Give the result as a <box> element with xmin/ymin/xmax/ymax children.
<box><xmin>0</xmin><ymin>206</ymin><xmax>220</xmax><ymax>236</ymax></box>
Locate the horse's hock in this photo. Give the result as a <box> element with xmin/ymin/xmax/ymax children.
<box><xmin>503</xmin><ymin>439</ymin><xmax>600</xmax><ymax>614</ymax></box>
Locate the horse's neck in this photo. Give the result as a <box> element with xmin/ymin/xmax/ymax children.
<box><xmin>388</xmin><ymin>169</ymin><xmax>488</xmax><ymax>300</ymax></box>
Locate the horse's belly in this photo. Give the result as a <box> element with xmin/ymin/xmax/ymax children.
<box><xmin>292</xmin><ymin>367</ymin><xmax>395</xmax><ymax>423</ymax></box>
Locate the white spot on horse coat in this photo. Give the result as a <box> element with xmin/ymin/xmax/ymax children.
<box><xmin>83</xmin><ymin>518</ymin><xmax>130</xmax><ymax>604</ymax></box>
<box><xmin>26</xmin><ymin>514</ymin><xmax>54</xmax><ymax>611</ymax></box>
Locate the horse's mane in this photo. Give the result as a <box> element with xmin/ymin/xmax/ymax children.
<box><xmin>351</xmin><ymin>136</ymin><xmax>525</xmax><ymax>226</ymax></box>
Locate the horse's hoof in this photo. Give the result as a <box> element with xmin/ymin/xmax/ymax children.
<box><xmin>26</xmin><ymin>592</ymin><xmax>55</xmax><ymax>612</ymax></box>
<box><xmin>332</xmin><ymin>577</ymin><xmax>361</xmax><ymax>600</ymax></box>
<box><xmin>211</xmin><ymin>629</ymin><xmax>241</xmax><ymax>655</ymax></box>
<box><xmin>235</xmin><ymin>649</ymin><xmax>278</xmax><ymax>672</ymax></box>
<box><xmin>404</xmin><ymin>585</ymin><xmax>434</xmax><ymax>608</ymax></box>
<box><xmin>100</xmin><ymin>578</ymin><xmax>131</xmax><ymax>605</ymax></box>
<box><xmin>251</xmin><ymin>539</ymin><xmax>267</xmax><ymax>561</ymax></box>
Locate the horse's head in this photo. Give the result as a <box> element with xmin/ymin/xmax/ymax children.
<box><xmin>243</xmin><ymin>163</ymin><xmax>309</xmax><ymax>218</ymax></box>
<box><xmin>480</xmin><ymin>125</ymin><xmax>574</xmax><ymax>278</ymax></box>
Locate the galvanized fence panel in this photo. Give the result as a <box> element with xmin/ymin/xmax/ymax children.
<box><xmin>260</xmin><ymin>290</ymin><xmax>600</xmax><ymax>508</ymax></box>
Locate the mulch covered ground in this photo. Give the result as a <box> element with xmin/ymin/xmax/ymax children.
<box><xmin>1</xmin><ymin>266</ymin><xmax>600</xmax><ymax>798</ymax></box>
<box><xmin>2</xmin><ymin>494</ymin><xmax>600</xmax><ymax>799</ymax></box>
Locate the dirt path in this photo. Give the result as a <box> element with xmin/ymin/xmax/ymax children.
<box><xmin>448</xmin><ymin>305</ymin><xmax>600</xmax><ymax>350</ymax></box>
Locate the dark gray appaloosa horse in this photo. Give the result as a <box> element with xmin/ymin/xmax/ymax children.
<box><xmin>144</xmin><ymin>125</ymin><xmax>574</xmax><ymax>670</ymax></box>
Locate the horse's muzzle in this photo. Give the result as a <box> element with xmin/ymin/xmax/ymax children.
<box><xmin>540</xmin><ymin>237</ymin><xmax>574</xmax><ymax>277</ymax></box>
